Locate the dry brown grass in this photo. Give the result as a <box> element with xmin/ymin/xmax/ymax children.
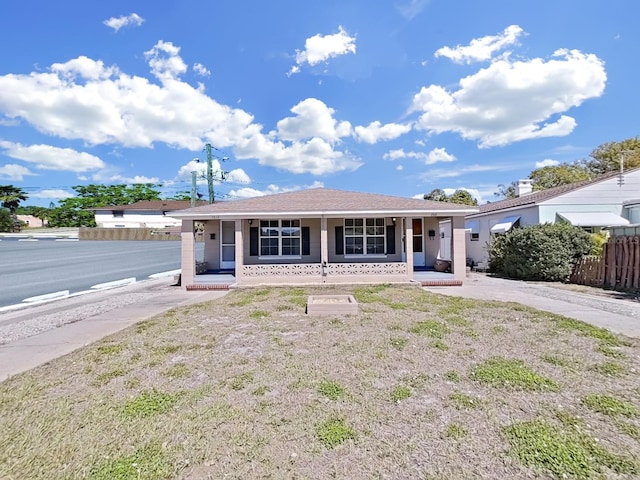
<box><xmin>1</xmin><ymin>284</ymin><xmax>639</xmax><ymax>479</ymax></box>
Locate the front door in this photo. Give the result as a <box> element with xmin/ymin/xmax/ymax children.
<box><xmin>412</xmin><ymin>218</ymin><xmax>425</xmax><ymax>267</ymax></box>
<box><xmin>220</xmin><ymin>221</ymin><xmax>235</xmax><ymax>269</ymax></box>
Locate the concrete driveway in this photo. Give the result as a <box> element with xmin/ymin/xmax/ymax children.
<box><xmin>425</xmin><ymin>272</ymin><xmax>640</xmax><ymax>339</ymax></box>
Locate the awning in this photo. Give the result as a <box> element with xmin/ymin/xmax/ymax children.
<box><xmin>557</xmin><ymin>212</ymin><xmax>630</xmax><ymax>227</ymax></box>
<box><xmin>490</xmin><ymin>215</ymin><xmax>520</xmax><ymax>234</ymax></box>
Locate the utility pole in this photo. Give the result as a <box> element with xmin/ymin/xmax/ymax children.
<box><xmin>190</xmin><ymin>170</ymin><xmax>198</xmax><ymax>207</ymax></box>
<box><xmin>205</xmin><ymin>143</ymin><xmax>215</xmax><ymax>203</ymax></box>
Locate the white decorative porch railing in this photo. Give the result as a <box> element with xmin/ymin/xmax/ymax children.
<box><xmin>242</xmin><ymin>262</ymin><xmax>408</xmax><ymax>278</ymax></box>
<box><xmin>327</xmin><ymin>262</ymin><xmax>408</xmax><ymax>276</ymax></box>
<box><xmin>242</xmin><ymin>263</ymin><xmax>323</xmax><ymax>277</ymax></box>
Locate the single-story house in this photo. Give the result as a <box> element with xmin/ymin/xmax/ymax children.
<box><xmin>462</xmin><ymin>167</ymin><xmax>640</xmax><ymax>265</ymax></box>
<box><xmin>16</xmin><ymin>215</ymin><xmax>46</xmax><ymax>228</ymax></box>
<box><xmin>92</xmin><ymin>200</ymin><xmax>207</xmax><ymax>229</ymax></box>
<box><xmin>170</xmin><ymin>188</ymin><xmax>478</xmax><ymax>289</ymax></box>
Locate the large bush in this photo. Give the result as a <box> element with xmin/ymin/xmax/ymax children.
<box><xmin>488</xmin><ymin>223</ymin><xmax>595</xmax><ymax>281</ymax></box>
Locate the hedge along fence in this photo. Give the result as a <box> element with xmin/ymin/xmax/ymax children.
<box><xmin>79</xmin><ymin>227</ymin><xmax>205</xmax><ymax>241</ymax></box>
<box><xmin>570</xmin><ymin>236</ymin><xmax>640</xmax><ymax>290</ymax></box>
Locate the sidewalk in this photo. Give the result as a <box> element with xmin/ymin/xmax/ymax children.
<box><xmin>425</xmin><ymin>273</ymin><xmax>640</xmax><ymax>339</ymax></box>
<box><xmin>0</xmin><ymin>279</ymin><xmax>227</xmax><ymax>380</ymax></box>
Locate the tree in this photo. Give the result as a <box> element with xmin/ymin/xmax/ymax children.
<box><xmin>424</xmin><ymin>188</ymin><xmax>478</xmax><ymax>205</ymax></box>
<box><xmin>0</xmin><ymin>185</ymin><xmax>28</xmax><ymax>213</ymax></box>
<box><xmin>0</xmin><ymin>208</ymin><xmax>13</xmax><ymax>232</ymax></box>
<box><xmin>488</xmin><ymin>223</ymin><xmax>595</xmax><ymax>281</ymax></box>
<box><xmin>494</xmin><ymin>181</ymin><xmax>517</xmax><ymax>199</ymax></box>
<box><xmin>448</xmin><ymin>190</ymin><xmax>478</xmax><ymax>206</ymax></box>
<box><xmin>529</xmin><ymin>163</ymin><xmax>592</xmax><ymax>191</ymax></box>
<box><xmin>586</xmin><ymin>137</ymin><xmax>640</xmax><ymax>176</ymax></box>
<box><xmin>48</xmin><ymin>184</ymin><xmax>162</xmax><ymax>228</ymax></box>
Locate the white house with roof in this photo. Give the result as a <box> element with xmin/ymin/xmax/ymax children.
<box><xmin>462</xmin><ymin>168</ymin><xmax>640</xmax><ymax>265</ymax></box>
<box><xmin>92</xmin><ymin>200</ymin><xmax>206</xmax><ymax>229</ymax></box>
<box><xmin>170</xmin><ymin>188</ymin><xmax>478</xmax><ymax>289</ymax></box>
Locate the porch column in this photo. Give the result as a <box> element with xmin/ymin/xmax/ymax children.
<box><xmin>180</xmin><ymin>220</ymin><xmax>195</xmax><ymax>290</ymax></box>
<box><xmin>235</xmin><ymin>219</ymin><xmax>244</xmax><ymax>283</ymax></box>
<box><xmin>320</xmin><ymin>217</ymin><xmax>328</xmax><ymax>283</ymax></box>
<box><xmin>451</xmin><ymin>215</ymin><xmax>466</xmax><ymax>282</ymax></box>
<box><xmin>405</xmin><ymin>217</ymin><xmax>414</xmax><ymax>279</ymax></box>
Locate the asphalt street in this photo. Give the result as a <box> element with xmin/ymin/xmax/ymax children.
<box><xmin>0</xmin><ymin>240</ymin><xmax>200</xmax><ymax>308</ymax></box>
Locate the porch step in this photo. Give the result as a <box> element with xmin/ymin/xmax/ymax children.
<box><xmin>186</xmin><ymin>284</ymin><xmax>231</xmax><ymax>291</ymax></box>
<box><xmin>419</xmin><ymin>279</ymin><xmax>463</xmax><ymax>287</ymax></box>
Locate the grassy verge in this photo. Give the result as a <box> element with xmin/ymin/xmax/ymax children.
<box><xmin>1</xmin><ymin>284</ymin><xmax>639</xmax><ymax>479</ymax></box>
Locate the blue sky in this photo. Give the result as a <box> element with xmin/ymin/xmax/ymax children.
<box><xmin>0</xmin><ymin>0</ymin><xmax>638</xmax><ymax>207</ymax></box>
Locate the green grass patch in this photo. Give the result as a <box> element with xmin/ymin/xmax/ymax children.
<box><xmin>554</xmin><ymin>317</ymin><xmax>620</xmax><ymax>346</ymax></box>
<box><xmin>542</xmin><ymin>353</ymin><xmax>573</xmax><ymax>368</ymax></box>
<box><xmin>317</xmin><ymin>380</ymin><xmax>347</xmax><ymax>400</ymax></box>
<box><xmin>504</xmin><ymin>419</ymin><xmax>606</xmax><ymax>479</ymax></box>
<box><xmin>471</xmin><ymin>357</ymin><xmax>560</xmax><ymax>392</ymax></box>
<box><xmin>122</xmin><ymin>389</ymin><xmax>179</xmax><ymax>418</ymax></box>
<box><xmin>316</xmin><ymin>417</ymin><xmax>356</xmax><ymax>449</ymax></box>
<box><xmin>252</xmin><ymin>385</ymin><xmax>268</xmax><ymax>396</ymax></box>
<box><xmin>93</xmin><ymin>367</ymin><xmax>127</xmax><ymax>386</ymax></box>
<box><xmin>591</xmin><ymin>361</ymin><xmax>626</xmax><ymax>377</ymax></box>
<box><xmin>445</xmin><ymin>370</ymin><xmax>460</xmax><ymax>382</ymax></box>
<box><xmin>89</xmin><ymin>441</ymin><xmax>173</xmax><ymax>480</ymax></box>
<box><xmin>449</xmin><ymin>392</ymin><xmax>479</xmax><ymax>410</ymax></box>
<box><xmin>616</xmin><ymin>420</ymin><xmax>640</xmax><ymax>443</ymax></box>
<box><xmin>582</xmin><ymin>394</ymin><xmax>638</xmax><ymax>417</ymax></box>
<box><xmin>352</xmin><ymin>284</ymin><xmax>389</xmax><ymax>303</ymax></box>
<box><xmin>96</xmin><ymin>343</ymin><xmax>124</xmax><ymax>356</ymax></box>
<box><xmin>230</xmin><ymin>372</ymin><xmax>254</xmax><ymax>390</ymax></box>
<box><xmin>163</xmin><ymin>363</ymin><xmax>190</xmax><ymax>379</ymax></box>
<box><xmin>445</xmin><ymin>423</ymin><xmax>468</xmax><ymax>439</ymax></box>
<box><xmin>430</xmin><ymin>339</ymin><xmax>449</xmax><ymax>351</ymax></box>
<box><xmin>445</xmin><ymin>314</ymin><xmax>473</xmax><ymax>327</ymax></box>
<box><xmin>596</xmin><ymin>344</ymin><xmax>626</xmax><ymax>358</ymax></box>
<box><xmin>389</xmin><ymin>336</ymin><xmax>408</xmax><ymax>350</ymax></box>
<box><xmin>410</xmin><ymin>320</ymin><xmax>449</xmax><ymax>339</ymax></box>
<box><xmin>249</xmin><ymin>310</ymin><xmax>271</xmax><ymax>319</ymax></box>
<box><xmin>391</xmin><ymin>385</ymin><xmax>412</xmax><ymax>402</ymax></box>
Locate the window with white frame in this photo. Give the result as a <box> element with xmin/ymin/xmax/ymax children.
<box><xmin>345</xmin><ymin>218</ymin><xmax>385</xmax><ymax>255</ymax></box>
<box><xmin>260</xmin><ymin>219</ymin><xmax>301</xmax><ymax>256</ymax></box>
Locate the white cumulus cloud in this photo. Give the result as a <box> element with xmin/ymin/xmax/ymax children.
<box><xmin>435</xmin><ymin>25</ymin><xmax>524</xmax><ymax>64</ymax></box>
<box><xmin>288</xmin><ymin>26</ymin><xmax>356</xmax><ymax>76</ymax></box>
<box><xmin>0</xmin><ymin>141</ymin><xmax>105</xmax><ymax>172</ymax></box>
<box><xmin>31</xmin><ymin>189</ymin><xmax>74</xmax><ymax>199</ymax></box>
<box><xmin>535</xmin><ymin>158</ymin><xmax>560</xmax><ymax>168</ymax></box>
<box><xmin>411</xmin><ymin>48</ymin><xmax>606</xmax><ymax>148</ymax></box>
<box><xmin>383</xmin><ymin>147</ymin><xmax>456</xmax><ymax>165</ymax></box>
<box><xmin>0</xmin><ymin>164</ymin><xmax>36</xmax><ymax>181</ymax></box>
<box><xmin>193</xmin><ymin>63</ymin><xmax>211</xmax><ymax>77</ymax></box>
<box><xmin>354</xmin><ymin>121</ymin><xmax>412</xmax><ymax>144</ymax></box>
<box><xmin>103</xmin><ymin>13</ymin><xmax>144</xmax><ymax>32</ymax></box>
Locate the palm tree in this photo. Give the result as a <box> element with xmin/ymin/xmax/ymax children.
<box><xmin>0</xmin><ymin>185</ymin><xmax>28</xmax><ymax>213</ymax></box>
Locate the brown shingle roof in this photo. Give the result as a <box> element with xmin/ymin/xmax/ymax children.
<box><xmin>171</xmin><ymin>188</ymin><xmax>478</xmax><ymax>218</ymax></box>
<box><xmin>472</xmin><ymin>168</ymin><xmax>638</xmax><ymax>216</ymax></box>
<box><xmin>92</xmin><ymin>200</ymin><xmax>208</xmax><ymax>211</ymax></box>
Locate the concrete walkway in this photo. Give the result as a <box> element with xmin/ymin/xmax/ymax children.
<box><xmin>425</xmin><ymin>272</ymin><xmax>640</xmax><ymax>339</ymax></box>
<box><xmin>0</xmin><ymin>279</ymin><xmax>227</xmax><ymax>380</ymax></box>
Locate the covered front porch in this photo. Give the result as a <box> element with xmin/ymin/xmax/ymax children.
<box><xmin>180</xmin><ymin>214</ymin><xmax>467</xmax><ymax>289</ymax></box>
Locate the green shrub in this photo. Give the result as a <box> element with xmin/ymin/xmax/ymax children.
<box><xmin>488</xmin><ymin>223</ymin><xmax>595</xmax><ymax>281</ymax></box>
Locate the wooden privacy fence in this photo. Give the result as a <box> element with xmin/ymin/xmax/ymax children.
<box><xmin>570</xmin><ymin>236</ymin><xmax>640</xmax><ymax>290</ymax></box>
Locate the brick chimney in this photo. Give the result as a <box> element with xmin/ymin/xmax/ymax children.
<box><xmin>516</xmin><ymin>179</ymin><xmax>533</xmax><ymax>197</ymax></box>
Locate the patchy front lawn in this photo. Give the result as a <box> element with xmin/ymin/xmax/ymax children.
<box><xmin>1</xmin><ymin>285</ymin><xmax>640</xmax><ymax>479</ymax></box>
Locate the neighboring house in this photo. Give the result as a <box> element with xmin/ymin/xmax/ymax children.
<box><xmin>92</xmin><ymin>200</ymin><xmax>207</xmax><ymax>228</ymax></box>
<box><xmin>462</xmin><ymin>167</ymin><xmax>640</xmax><ymax>264</ymax></box>
<box><xmin>171</xmin><ymin>188</ymin><xmax>478</xmax><ymax>288</ymax></box>
<box><xmin>16</xmin><ymin>215</ymin><xmax>46</xmax><ymax>228</ymax></box>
